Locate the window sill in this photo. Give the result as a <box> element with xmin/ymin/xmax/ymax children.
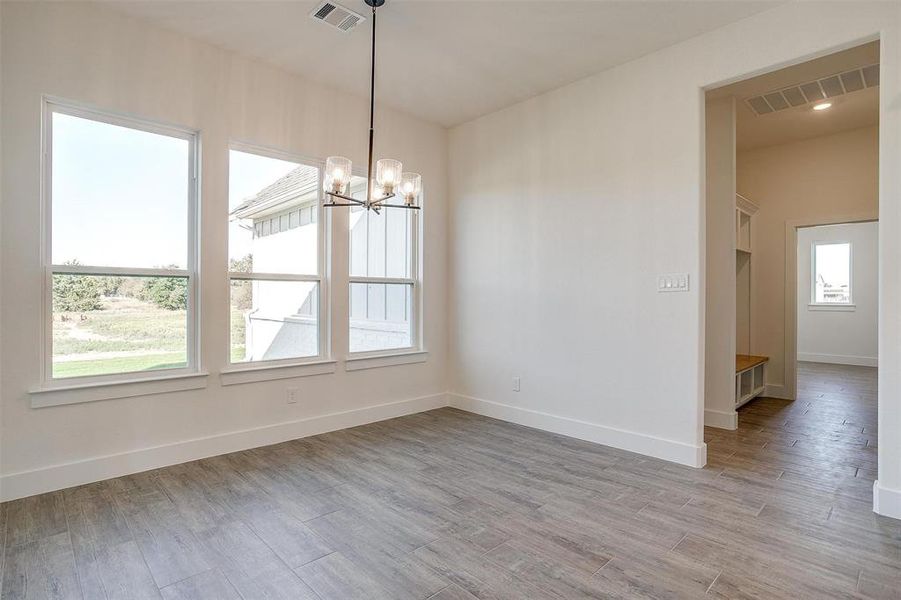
<box><xmin>220</xmin><ymin>359</ymin><xmax>337</xmax><ymax>386</ymax></box>
<box><xmin>345</xmin><ymin>350</ymin><xmax>428</xmax><ymax>371</ymax></box>
<box><xmin>30</xmin><ymin>371</ymin><xmax>209</xmax><ymax>408</ymax></box>
<box><xmin>808</xmin><ymin>303</ymin><xmax>856</xmax><ymax>312</ymax></box>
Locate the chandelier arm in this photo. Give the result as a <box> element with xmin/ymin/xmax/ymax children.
<box><xmin>366</xmin><ymin>4</ymin><xmax>377</xmax><ymax>206</ymax></box>
<box><xmin>369</xmin><ymin>192</ymin><xmax>396</xmax><ymax>206</ymax></box>
<box><xmin>326</xmin><ymin>191</ymin><xmax>365</xmax><ymax>205</ymax></box>
<box><xmin>375</xmin><ymin>203</ymin><xmax>422</xmax><ymax>210</ymax></box>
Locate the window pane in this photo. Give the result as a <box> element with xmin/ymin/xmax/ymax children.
<box><xmin>51</xmin><ymin>113</ymin><xmax>190</xmax><ymax>269</ymax></box>
<box><xmin>348</xmin><ymin>176</ymin><xmax>411</xmax><ymax>278</ymax></box>
<box><xmin>349</xmin><ymin>283</ymin><xmax>411</xmax><ymax>353</ymax></box>
<box><xmin>229</xmin><ymin>150</ymin><xmax>319</xmax><ymax>275</ymax></box>
<box><xmin>230</xmin><ymin>279</ymin><xmax>319</xmax><ymax>362</ymax></box>
<box><xmin>52</xmin><ymin>274</ymin><xmax>188</xmax><ymax>378</ymax></box>
<box><xmin>814</xmin><ymin>242</ymin><xmax>851</xmax><ymax>303</ymax></box>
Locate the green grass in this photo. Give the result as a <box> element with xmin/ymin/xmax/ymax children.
<box><xmin>52</xmin><ymin>297</ymin><xmax>252</xmax><ymax>378</ymax></box>
<box><xmin>53</xmin><ymin>352</ymin><xmax>187</xmax><ymax>378</ymax></box>
<box><xmin>230</xmin><ymin>345</ymin><xmax>247</xmax><ymax>362</ymax></box>
<box><xmin>52</xmin><ymin>296</ymin><xmax>188</xmax><ymax>378</ymax></box>
<box><xmin>230</xmin><ymin>307</ymin><xmax>248</xmax><ymax>363</ymax></box>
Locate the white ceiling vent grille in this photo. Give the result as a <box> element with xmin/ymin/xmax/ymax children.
<box><xmin>745</xmin><ymin>63</ymin><xmax>879</xmax><ymax>116</ymax></box>
<box><xmin>310</xmin><ymin>1</ymin><xmax>365</xmax><ymax>33</ymax></box>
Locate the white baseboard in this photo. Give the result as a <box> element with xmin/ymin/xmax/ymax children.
<box><xmin>705</xmin><ymin>409</ymin><xmax>737</xmax><ymax>430</ymax></box>
<box><xmin>798</xmin><ymin>353</ymin><xmax>877</xmax><ymax>367</ymax></box>
<box><xmin>874</xmin><ymin>480</ymin><xmax>901</xmax><ymax>520</ymax></box>
<box><xmin>448</xmin><ymin>393</ymin><xmax>706</xmax><ymax>468</ymax></box>
<box><xmin>764</xmin><ymin>384</ymin><xmax>790</xmax><ymax>399</ymax></box>
<box><xmin>0</xmin><ymin>393</ymin><xmax>448</xmax><ymax>502</ymax></box>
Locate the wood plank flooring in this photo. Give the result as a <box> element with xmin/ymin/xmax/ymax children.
<box><xmin>1</xmin><ymin>362</ymin><xmax>899</xmax><ymax>598</ymax></box>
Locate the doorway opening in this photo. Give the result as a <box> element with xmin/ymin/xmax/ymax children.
<box><xmin>702</xmin><ymin>41</ymin><xmax>880</xmax><ymax>486</ymax></box>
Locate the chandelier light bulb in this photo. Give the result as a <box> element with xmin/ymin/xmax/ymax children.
<box><xmin>376</xmin><ymin>159</ymin><xmax>403</xmax><ymax>195</ymax></box>
<box><xmin>400</xmin><ymin>172</ymin><xmax>422</xmax><ymax>206</ymax></box>
<box><xmin>324</xmin><ymin>156</ymin><xmax>352</xmax><ymax>195</ymax></box>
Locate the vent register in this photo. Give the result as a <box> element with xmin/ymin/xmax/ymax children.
<box><xmin>311</xmin><ymin>1</ymin><xmax>366</xmax><ymax>32</ymax></box>
<box><xmin>746</xmin><ymin>64</ymin><xmax>879</xmax><ymax>116</ymax></box>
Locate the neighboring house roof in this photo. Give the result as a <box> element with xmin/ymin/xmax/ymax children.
<box><xmin>230</xmin><ymin>166</ymin><xmax>319</xmax><ymax>220</ymax></box>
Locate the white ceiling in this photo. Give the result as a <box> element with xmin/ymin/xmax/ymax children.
<box><xmin>103</xmin><ymin>0</ymin><xmax>781</xmax><ymax>127</ymax></box>
<box><xmin>709</xmin><ymin>41</ymin><xmax>880</xmax><ymax>151</ymax></box>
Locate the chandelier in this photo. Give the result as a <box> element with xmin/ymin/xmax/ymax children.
<box><xmin>323</xmin><ymin>0</ymin><xmax>421</xmax><ymax>213</ymax></box>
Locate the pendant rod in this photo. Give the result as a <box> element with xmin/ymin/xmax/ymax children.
<box><xmin>366</xmin><ymin>5</ymin><xmax>377</xmax><ymax>205</ymax></box>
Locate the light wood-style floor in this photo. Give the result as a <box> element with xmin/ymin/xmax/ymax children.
<box><xmin>1</xmin><ymin>362</ymin><xmax>899</xmax><ymax>599</ymax></box>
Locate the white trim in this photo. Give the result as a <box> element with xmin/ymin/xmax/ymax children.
<box><xmin>764</xmin><ymin>383</ymin><xmax>789</xmax><ymax>399</ymax></box>
<box><xmin>51</xmin><ymin>265</ymin><xmax>189</xmax><ymax>278</ymax></box>
<box><xmin>807</xmin><ymin>303</ymin><xmax>856</xmax><ymax>311</ymax></box>
<box><xmin>220</xmin><ymin>359</ymin><xmax>337</xmax><ymax>385</ymax></box>
<box><xmin>29</xmin><ymin>372</ymin><xmax>209</xmax><ymax>408</ymax></box>
<box><xmin>40</xmin><ymin>97</ymin><xmax>201</xmax><ymax>387</ymax></box>
<box><xmin>448</xmin><ymin>393</ymin><xmax>707</xmax><ymax>468</ymax></box>
<box><xmin>735</xmin><ymin>193</ymin><xmax>759</xmax><ymax>215</ymax></box>
<box><xmin>345</xmin><ymin>350</ymin><xmax>428</xmax><ymax>371</ymax></box>
<box><xmin>348</xmin><ymin>276</ymin><xmax>415</xmax><ymax>286</ymax></box>
<box><xmin>797</xmin><ymin>353</ymin><xmax>877</xmax><ymax>367</ymax></box>
<box><xmin>705</xmin><ymin>409</ymin><xmax>738</xmax><ymax>430</ymax></box>
<box><xmin>1</xmin><ymin>392</ymin><xmax>448</xmax><ymax>502</ymax></box>
<box><xmin>873</xmin><ymin>481</ymin><xmax>901</xmax><ymax>520</ymax></box>
<box><xmin>228</xmin><ymin>272</ymin><xmax>321</xmax><ymax>283</ymax></box>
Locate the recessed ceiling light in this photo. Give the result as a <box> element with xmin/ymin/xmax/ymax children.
<box><xmin>813</xmin><ymin>102</ymin><xmax>832</xmax><ymax>111</ymax></box>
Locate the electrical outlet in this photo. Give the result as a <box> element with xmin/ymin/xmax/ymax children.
<box><xmin>512</xmin><ymin>377</ymin><xmax>521</xmax><ymax>392</ymax></box>
<box><xmin>287</xmin><ymin>388</ymin><xmax>299</xmax><ymax>404</ymax></box>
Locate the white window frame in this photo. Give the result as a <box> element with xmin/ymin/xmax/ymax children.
<box><xmin>810</xmin><ymin>240</ymin><xmax>854</xmax><ymax>309</ymax></box>
<box><xmin>347</xmin><ymin>172</ymin><xmax>423</xmax><ymax>359</ymax></box>
<box><xmin>224</xmin><ymin>142</ymin><xmax>331</xmax><ymax>374</ymax></box>
<box><xmin>39</xmin><ymin>98</ymin><xmax>201</xmax><ymax>388</ymax></box>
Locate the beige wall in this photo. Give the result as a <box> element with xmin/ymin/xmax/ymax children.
<box><xmin>737</xmin><ymin>125</ymin><xmax>878</xmax><ymax>396</ymax></box>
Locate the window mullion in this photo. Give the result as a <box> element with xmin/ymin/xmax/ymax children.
<box><xmin>228</xmin><ymin>272</ymin><xmax>321</xmax><ymax>283</ymax></box>
<box><xmin>349</xmin><ymin>276</ymin><xmax>414</xmax><ymax>286</ymax></box>
<box><xmin>51</xmin><ymin>265</ymin><xmax>189</xmax><ymax>278</ymax></box>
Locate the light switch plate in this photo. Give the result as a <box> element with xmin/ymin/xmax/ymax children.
<box><xmin>657</xmin><ymin>273</ymin><xmax>690</xmax><ymax>292</ymax></box>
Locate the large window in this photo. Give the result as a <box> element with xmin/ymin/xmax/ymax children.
<box><xmin>812</xmin><ymin>241</ymin><xmax>852</xmax><ymax>304</ymax></box>
<box><xmin>45</xmin><ymin>103</ymin><xmax>198</xmax><ymax>380</ymax></box>
<box><xmin>228</xmin><ymin>148</ymin><xmax>325</xmax><ymax>364</ymax></box>
<box><xmin>348</xmin><ymin>176</ymin><xmax>418</xmax><ymax>353</ymax></box>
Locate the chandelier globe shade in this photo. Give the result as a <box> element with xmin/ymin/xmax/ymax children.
<box><xmin>324</xmin><ymin>156</ymin><xmax>352</xmax><ymax>195</ymax></box>
<box><xmin>400</xmin><ymin>172</ymin><xmax>422</xmax><ymax>205</ymax></box>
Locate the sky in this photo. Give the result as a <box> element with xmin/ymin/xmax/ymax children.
<box><xmin>51</xmin><ymin>112</ymin><xmax>304</xmax><ymax>269</ymax></box>
<box><xmin>52</xmin><ymin>113</ymin><xmax>190</xmax><ymax>268</ymax></box>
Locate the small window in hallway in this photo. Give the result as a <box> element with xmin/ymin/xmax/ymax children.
<box><xmin>813</xmin><ymin>241</ymin><xmax>852</xmax><ymax>304</ymax></box>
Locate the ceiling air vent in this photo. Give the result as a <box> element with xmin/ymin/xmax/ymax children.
<box><xmin>745</xmin><ymin>63</ymin><xmax>879</xmax><ymax>116</ymax></box>
<box><xmin>310</xmin><ymin>1</ymin><xmax>365</xmax><ymax>33</ymax></box>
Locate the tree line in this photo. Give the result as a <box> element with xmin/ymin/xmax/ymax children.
<box><xmin>54</xmin><ymin>255</ymin><xmax>254</xmax><ymax>314</ymax></box>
